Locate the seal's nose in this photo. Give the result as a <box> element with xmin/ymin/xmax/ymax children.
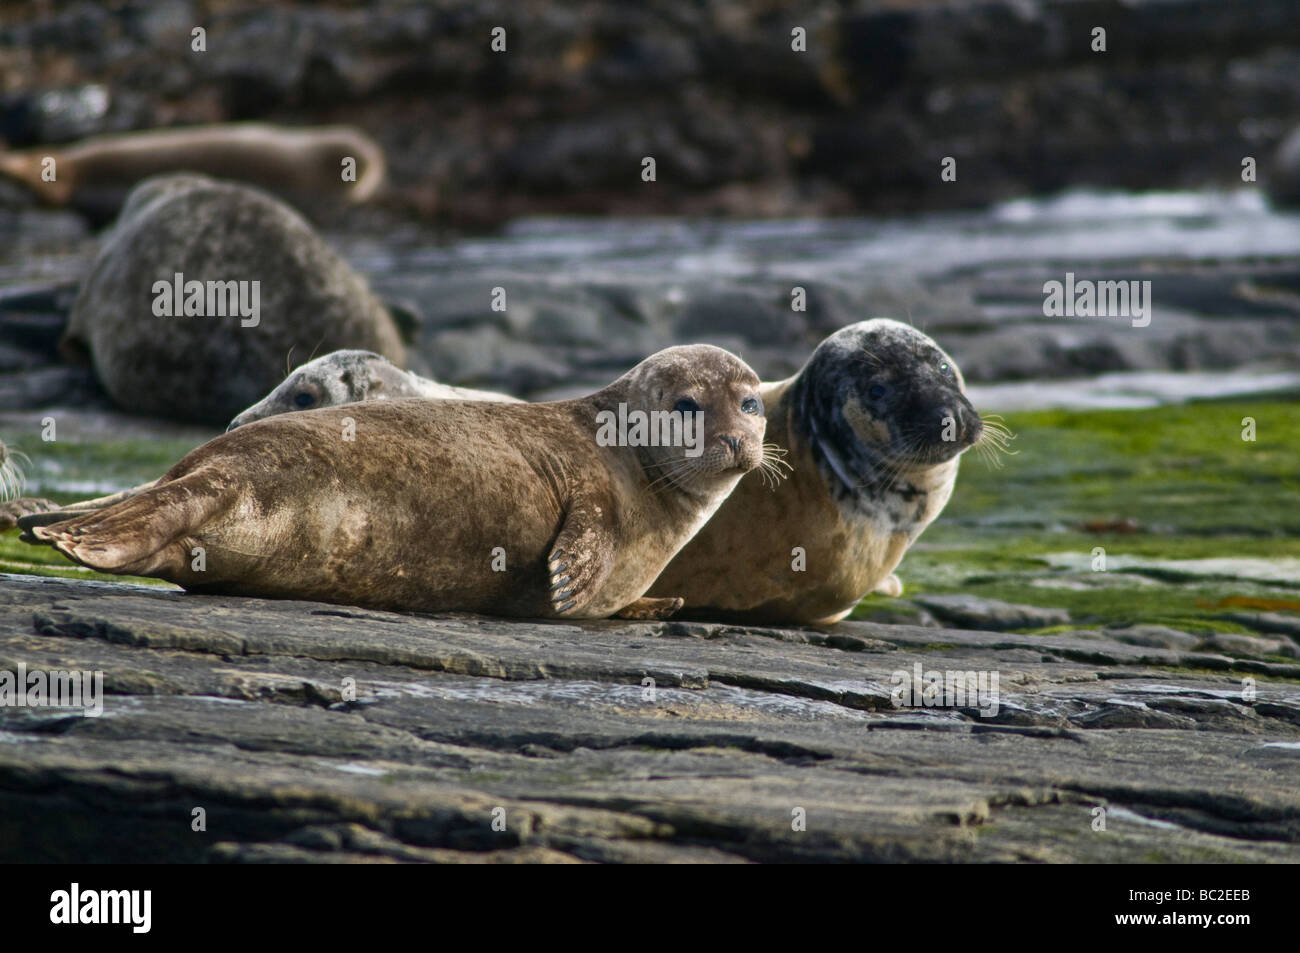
<box><xmin>720</xmin><ymin>434</ymin><xmax>740</xmax><ymax>455</ymax></box>
<box><xmin>936</xmin><ymin>404</ymin><xmax>980</xmax><ymax>446</ymax></box>
<box><xmin>937</xmin><ymin>406</ymin><xmax>964</xmax><ymax>444</ymax></box>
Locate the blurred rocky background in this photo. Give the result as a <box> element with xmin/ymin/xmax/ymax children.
<box><xmin>6</xmin><ymin>0</ymin><xmax>1300</xmax><ymax>221</ymax></box>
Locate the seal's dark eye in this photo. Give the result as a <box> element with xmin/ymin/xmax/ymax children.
<box><xmin>675</xmin><ymin>397</ymin><xmax>700</xmax><ymax>414</ymax></box>
<box><xmin>869</xmin><ymin>384</ymin><xmax>888</xmax><ymax>399</ymax></box>
<box><xmin>741</xmin><ymin>396</ymin><xmax>762</xmax><ymax>415</ymax></box>
<box><xmin>939</xmin><ymin>362</ymin><xmax>952</xmax><ymax>376</ymax></box>
<box><xmin>294</xmin><ymin>392</ymin><xmax>315</xmax><ymax>408</ymax></box>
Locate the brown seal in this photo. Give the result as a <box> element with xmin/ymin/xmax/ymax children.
<box><xmin>24</xmin><ymin>345</ymin><xmax>769</xmax><ymax>620</ymax></box>
<box><xmin>0</xmin><ymin>123</ymin><xmax>385</xmax><ymax>218</ymax></box>
<box><xmin>648</xmin><ymin>319</ymin><xmax>1003</xmax><ymax>625</ymax></box>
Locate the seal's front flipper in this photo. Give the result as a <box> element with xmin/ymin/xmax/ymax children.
<box><xmin>614</xmin><ymin>596</ymin><xmax>683</xmax><ymax>620</ymax></box>
<box><xmin>547</xmin><ymin>492</ymin><xmax>617</xmax><ymax>617</ymax></box>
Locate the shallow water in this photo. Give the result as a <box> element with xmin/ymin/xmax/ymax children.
<box><xmin>348</xmin><ymin>188</ymin><xmax>1300</xmax><ymax>281</ymax></box>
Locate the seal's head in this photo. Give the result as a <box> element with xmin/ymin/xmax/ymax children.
<box><xmin>227</xmin><ymin>350</ymin><xmax>416</xmax><ymax>430</ymax></box>
<box><xmin>605</xmin><ymin>344</ymin><xmax>768</xmax><ymax>495</ymax></box>
<box><xmin>793</xmin><ymin>318</ymin><xmax>981</xmax><ymax>498</ymax></box>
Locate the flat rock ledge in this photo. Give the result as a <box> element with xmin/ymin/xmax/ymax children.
<box><xmin>2</xmin><ymin>574</ymin><xmax>1298</xmax><ymax>864</ymax></box>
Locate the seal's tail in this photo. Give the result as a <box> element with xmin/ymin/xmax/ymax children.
<box><xmin>22</xmin><ymin>470</ymin><xmax>225</xmax><ymax>578</ymax></box>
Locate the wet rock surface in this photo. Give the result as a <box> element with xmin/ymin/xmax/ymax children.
<box><xmin>2</xmin><ymin>574</ymin><xmax>1297</xmax><ymax>863</ymax></box>
<box><xmin>909</xmin><ymin>594</ymin><xmax>1070</xmax><ymax>631</ymax></box>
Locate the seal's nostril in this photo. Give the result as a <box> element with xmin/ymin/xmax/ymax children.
<box><xmin>720</xmin><ymin>435</ymin><xmax>740</xmax><ymax>454</ymax></box>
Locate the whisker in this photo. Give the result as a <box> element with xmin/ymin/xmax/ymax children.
<box><xmin>645</xmin><ymin>458</ymin><xmax>699</xmax><ymax>494</ymax></box>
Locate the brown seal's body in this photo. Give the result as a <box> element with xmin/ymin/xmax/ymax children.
<box><xmin>649</xmin><ymin>319</ymin><xmax>989</xmax><ymax>625</ymax></box>
<box><xmin>25</xmin><ymin>346</ymin><xmax>768</xmax><ymax>620</ymax></box>
<box><xmin>0</xmin><ymin>123</ymin><xmax>385</xmax><ymax>218</ymax></box>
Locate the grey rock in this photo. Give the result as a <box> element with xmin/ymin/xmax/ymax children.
<box><xmin>1071</xmin><ymin>704</ymin><xmax>1198</xmax><ymax>731</ymax></box>
<box><xmin>1106</xmin><ymin>625</ymin><xmax>1202</xmax><ymax>651</ymax></box>
<box><xmin>851</xmin><ymin>602</ymin><xmax>940</xmax><ymax>628</ymax></box>
<box><xmin>0</xmin><ymin>365</ymin><xmax>102</xmax><ymax>410</ymax></box>
<box><xmin>1267</xmin><ymin>125</ymin><xmax>1300</xmax><ymax>208</ymax></box>
<box><xmin>909</xmin><ymin>594</ymin><xmax>1070</xmax><ymax>631</ymax></box>
<box><xmin>420</xmin><ymin>326</ymin><xmax>570</xmax><ymax>394</ymax></box>
<box><xmin>1243</xmin><ymin>742</ymin><xmax>1300</xmax><ymax>761</ymax></box>
<box><xmin>2</xmin><ymin>574</ymin><xmax>1298</xmax><ymax>862</ymax></box>
<box><xmin>1219</xmin><ymin>611</ymin><xmax>1300</xmax><ymax>641</ymax></box>
<box><xmin>1203</xmin><ymin>633</ymin><xmax>1298</xmax><ymax>660</ymax></box>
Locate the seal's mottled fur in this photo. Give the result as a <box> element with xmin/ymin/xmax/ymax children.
<box><xmin>62</xmin><ymin>174</ymin><xmax>405</xmax><ymax>425</ymax></box>
<box><xmin>227</xmin><ymin>350</ymin><xmax>519</xmax><ymax>430</ymax></box>
<box><xmin>649</xmin><ymin>319</ymin><xmax>982</xmax><ymax>624</ymax></box>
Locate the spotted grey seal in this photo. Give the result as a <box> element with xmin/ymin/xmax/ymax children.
<box><xmin>648</xmin><ymin>319</ymin><xmax>1004</xmax><ymax>624</ymax></box>
<box><xmin>61</xmin><ymin>174</ymin><xmax>406</xmax><ymax>425</ymax></box>
<box><xmin>227</xmin><ymin>350</ymin><xmax>519</xmax><ymax>430</ymax></box>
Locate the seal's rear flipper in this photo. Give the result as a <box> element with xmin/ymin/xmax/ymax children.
<box><xmin>17</xmin><ymin>509</ymin><xmax>86</xmax><ymax>544</ymax></box>
<box><xmin>15</xmin><ymin>482</ymin><xmax>157</xmax><ymax>537</ymax></box>
<box><xmin>25</xmin><ymin>470</ymin><xmax>227</xmax><ymax>578</ymax></box>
